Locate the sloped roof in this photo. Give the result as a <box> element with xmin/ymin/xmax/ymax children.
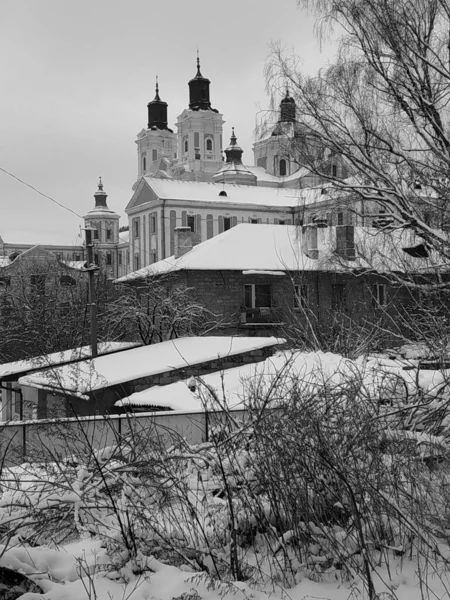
<box><xmin>0</xmin><ymin>342</ymin><xmax>139</xmax><ymax>380</ymax></box>
<box><xmin>18</xmin><ymin>336</ymin><xmax>281</xmax><ymax>398</ymax></box>
<box><xmin>115</xmin><ymin>223</ymin><xmax>449</xmax><ymax>283</ymax></box>
<box><xmin>142</xmin><ymin>177</ymin><xmax>300</xmax><ymax>207</ymax></box>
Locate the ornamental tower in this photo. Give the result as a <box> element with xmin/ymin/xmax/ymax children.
<box><xmin>83</xmin><ymin>178</ymin><xmax>120</xmax><ymax>275</ymax></box>
<box><xmin>213</xmin><ymin>128</ymin><xmax>257</xmax><ymax>186</ymax></box>
<box><xmin>175</xmin><ymin>54</ymin><xmax>224</xmax><ymax>181</ymax></box>
<box><xmin>253</xmin><ymin>88</ymin><xmax>300</xmax><ymax>177</ymax></box>
<box><xmin>135</xmin><ymin>78</ymin><xmax>177</xmax><ymax>180</ymax></box>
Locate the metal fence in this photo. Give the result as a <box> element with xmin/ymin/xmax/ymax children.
<box><xmin>0</xmin><ymin>409</ymin><xmax>249</xmax><ymax>466</ymax></box>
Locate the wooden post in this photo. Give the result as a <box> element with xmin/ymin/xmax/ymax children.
<box><xmin>83</xmin><ymin>228</ymin><xmax>99</xmax><ymax>358</ymax></box>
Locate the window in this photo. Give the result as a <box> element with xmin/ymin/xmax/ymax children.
<box><xmin>150</xmin><ymin>213</ymin><xmax>157</xmax><ymax>234</ymax></box>
<box><xmin>142</xmin><ymin>154</ymin><xmax>147</xmax><ymax>172</ymax></box>
<box><xmin>337</xmin><ymin>212</ymin><xmax>344</xmax><ymax>226</ymax></box>
<box><xmin>187</xmin><ymin>215</ymin><xmax>195</xmax><ymax>232</ymax></box>
<box><xmin>279</xmin><ymin>159</ymin><xmax>287</xmax><ymax>176</ymax></box>
<box><xmin>118</xmin><ymin>252</ymin><xmax>122</xmax><ymax>266</ymax></box>
<box><xmin>106</xmin><ymin>252</ymin><xmax>112</xmax><ymax>266</ymax></box>
<box><xmin>60</xmin><ymin>275</ymin><xmax>76</xmax><ymax>287</ymax></box>
<box><xmin>244</xmin><ymin>284</ymin><xmax>271</xmax><ymax>309</ymax></box>
<box><xmin>332</xmin><ymin>164</ymin><xmax>338</xmax><ymax>177</ymax></box>
<box><xmin>184</xmin><ymin>139</ymin><xmax>188</xmax><ymax>153</ymax></box>
<box><xmin>331</xmin><ymin>283</ymin><xmax>346</xmax><ymax>312</ymax></box>
<box><xmin>1</xmin><ymin>298</ymin><xmax>12</xmax><ymax>317</ymax></box>
<box><xmin>294</xmin><ymin>284</ymin><xmax>308</xmax><ymax>309</ymax></box>
<box><xmin>93</xmin><ymin>228</ymin><xmax>99</xmax><ymax>240</ymax></box>
<box><xmin>30</xmin><ymin>274</ymin><xmax>46</xmax><ymax>293</ymax></box>
<box><xmin>371</xmin><ymin>283</ymin><xmax>387</xmax><ymax>307</ymax></box>
<box><xmin>133</xmin><ymin>218</ymin><xmax>139</xmax><ymax>238</ymax></box>
<box><xmin>0</xmin><ymin>277</ymin><xmax>10</xmax><ymax>294</ymax></box>
<box><xmin>14</xmin><ymin>391</ymin><xmax>21</xmax><ymax>416</ymax></box>
<box><xmin>152</xmin><ymin>149</ymin><xmax>157</xmax><ymax>161</ymax></box>
<box><xmin>250</xmin><ymin>218</ymin><xmax>259</xmax><ymax>224</ymax></box>
<box><xmin>223</xmin><ymin>217</ymin><xmax>231</xmax><ymax>231</ymax></box>
<box><xmin>106</xmin><ymin>229</ymin><xmax>111</xmax><ymax>241</ymax></box>
<box><xmin>206</xmin><ymin>138</ymin><xmax>213</xmax><ymax>152</ymax></box>
<box><xmin>278</xmin><ymin>220</ymin><xmax>286</xmax><ymax>225</ymax></box>
<box><xmin>194</xmin><ymin>132</ymin><xmax>200</xmax><ymax>147</ymax></box>
<box><xmin>134</xmin><ymin>254</ymin><xmax>140</xmax><ymax>270</ymax></box>
<box><xmin>74</xmin><ymin>253</ymin><xmax>81</xmax><ymax>261</ymax></box>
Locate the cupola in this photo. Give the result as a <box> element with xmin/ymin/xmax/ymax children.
<box><xmin>213</xmin><ymin>129</ymin><xmax>257</xmax><ymax>186</ymax></box>
<box><xmin>85</xmin><ymin>178</ymin><xmax>117</xmax><ymax>217</ymax></box>
<box><xmin>224</xmin><ymin>128</ymin><xmax>244</xmax><ymax>164</ymax></box>
<box><xmin>280</xmin><ymin>88</ymin><xmax>296</xmax><ymax>123</ymax></box>
<box><xmin>147</xmin><ymin>77</ymin><xmax>172</xmax><ymax>131</ymax></box>
<box><xmin>188</xmin><ymin>54</ymin><xmax>217</xmax><ymax>112</ymax></box>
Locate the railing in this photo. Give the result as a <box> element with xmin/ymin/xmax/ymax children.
<box><xmin>240</xmin><ymin>307</ymin><xmax>279</xmax><ymax>325</ymax></box>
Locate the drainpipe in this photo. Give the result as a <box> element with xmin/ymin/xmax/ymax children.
<box><xmin>161</xmin><ymin>200</ymin><xmax>166</xmax><ymax>259</ymax></box>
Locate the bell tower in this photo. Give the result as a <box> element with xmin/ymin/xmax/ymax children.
<box><xmin>135</xmin><ymin>77</ymin><xmax>177</xmax><ymax>181</ymax></box>
<box><xmin>175</xmin><ymin>54</ymin><xmax>224</xmax><ymax>181</ymax></box>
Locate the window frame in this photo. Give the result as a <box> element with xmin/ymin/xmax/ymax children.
<box><xmin>187</xmin><ymin>215</ymin><xmax>195</xmax><ymax>233</ymax></box>
<box><xmin>244</xmin><ymin>283</ymin><xmax>272</xmax><ymax>309</ymax></box>
<box><xmin>371</xmin><ymin>283</ymin><xmax>387</xmax><ymax>307</ymax></box>
<box><xmin>293</xmin><ymin>284</ymin><xmax>308</xmax><ymax>309</ymax></box>
<box><xmin>133</xmin><ymin>218</ymin><xmax>140</xmax><ymax>239</ymax></box>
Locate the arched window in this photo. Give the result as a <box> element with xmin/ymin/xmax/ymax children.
<box><xmin>142</xmin><ymin>154</ymin><xmax>147</xmax><ymax>172</ymax></box>
<box><xmin>184</xmin><ymin>138</ymin><xmax>188</xmax><ymax>153</ymax></box>
<box><xmin>279</xmin><ymin>159</ymin><xmax>287</xmax><ymax>176</ymax></box>
<box><xmin>206</xmin><ymin>138</ymin><xmax>213</xmax><ymax>152</ymax></box>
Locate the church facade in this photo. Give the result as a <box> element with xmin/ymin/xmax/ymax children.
<box><xmin>1</xmin><ymin>56</ymin><xmax>361</xmax><ymax>277</ymax></box>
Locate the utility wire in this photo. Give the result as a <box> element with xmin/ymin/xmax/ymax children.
<box><xmin>0</xmin><ymin>166</ymin><xmax>83</xmax><ymax>219</ymax></box>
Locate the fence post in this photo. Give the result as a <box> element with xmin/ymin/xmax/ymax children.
<box><xmin>22</xmin><ymin>423</ymin><xmax>26</xmax><ymax>463</ymax></box>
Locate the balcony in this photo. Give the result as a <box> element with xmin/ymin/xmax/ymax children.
<box><xmin>240</xmin><ymin>307</ymin><xmax>281</xmax><ymax>326</ymax></box>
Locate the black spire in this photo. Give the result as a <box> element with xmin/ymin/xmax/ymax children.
<box><xmin>224</xmin><ymin>128</ymin><xmax>244</xmax><ymax>164</ymax></box>
<box><xmin>188</xmin><ymin>52</ymin><xmax>216</xmax><ymax>111</ymax></box>
<box><xmin>280</xmin><ymin>87</ymin><xmax>296</xmax><ymax>123</ymax></box>
<box><xmin>94</xmin><ymin>177</ymin><xmax>108</xmax><ymax>208</ymax></box>
<box><xmin>147</xmin><ymin>76</ymin><xmax>172</xmax><ymax>131</ymax></box>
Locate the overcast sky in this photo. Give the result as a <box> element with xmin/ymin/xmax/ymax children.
<box><xmin>0</xmin><ymin>0</ymin><xmax>337</xmax><ymax>246</ymax></box>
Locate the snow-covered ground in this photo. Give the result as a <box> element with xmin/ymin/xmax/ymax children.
<box><xmin>1</xmin><ymin>538</ymin><xmax>449</xmax><ymax>599</ymax></box>
<box><xmin>2</xmin><ymin>345</ymin><xmax>450</xmax><ymax>599</ymax></box>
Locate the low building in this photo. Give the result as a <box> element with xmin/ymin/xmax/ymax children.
<box><xmin>0</xmin><ymin>342</ymin><xmax>139</xmax><ymax>421</ymax></box>
<box><xmin>16</xmin><ymin>336</ymin><xmax>282</xmax><ymax>418</ymax></box>
<box><xmin>116</xmin><ymin>223</ymin><xmax>443</xmax><ymax>343</ymax></box>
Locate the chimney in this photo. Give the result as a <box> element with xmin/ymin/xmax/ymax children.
<box><xmin>174</xmin><ymin>226</ymin><xmax>193</xmax><ymax>258</ymax></box>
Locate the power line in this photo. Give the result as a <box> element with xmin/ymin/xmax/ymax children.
<box><xmin>0</xmin><ymin>166</ymin><xmax>83</xmax><ymax>219</ymax></box>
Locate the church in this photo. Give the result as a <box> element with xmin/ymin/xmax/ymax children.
<box><xmin>125</xmin><ymin>57</ymin><xmax>356</xmax><ymax>270</ymax></box>
<box><xmin>1</xmin><ymin>57</ymin><xmax>358</xmax><ymax>277</ymax></box>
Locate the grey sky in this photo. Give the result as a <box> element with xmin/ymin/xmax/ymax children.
<box><xmin>0</xmin><ymin>0</ymin><xmax>336</xmax><ymax>246</ymax></box>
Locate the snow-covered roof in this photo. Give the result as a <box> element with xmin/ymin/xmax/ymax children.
<box><xmin>61</xmin><ymin>260</ymin><xmax>86</xmax><ymax>270</ymax></box>
<box><xmin>116</xmin><ymin>223</ymin><xmax>448</xmax><ymax>283</ymax></box>
<box><xmin>0</xmin><ymin>342</ymin><xmax>139</xmax><ymax>380</ymax></box>
<box><xmin>143</xmin><ymin>176</ymin><xmax>301</xmax><ymax>208</ymax></box>
<box><xmin>18</xmin><ymin>336</ymin><xmax>282</xmax><ymax>398</ymax></box>
<box><xmin>116</xmin><ymin>348</ymin><xmax>450</xmax><ymax>412</ymax></box>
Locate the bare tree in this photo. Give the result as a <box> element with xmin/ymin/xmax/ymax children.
<box><xmin>109</xmin><ymin>277</ymin><xmax>221</xmax><ymax>345</ymax></box>
<box><xmin>266</xmin><ymin>0</ymin><xmax>450</xmax><ymax>258</ymax></box>
<box><xmin>0</xmin><ymin>255</ymin><xmax>117</xmax><ymax>362</ymax></box>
